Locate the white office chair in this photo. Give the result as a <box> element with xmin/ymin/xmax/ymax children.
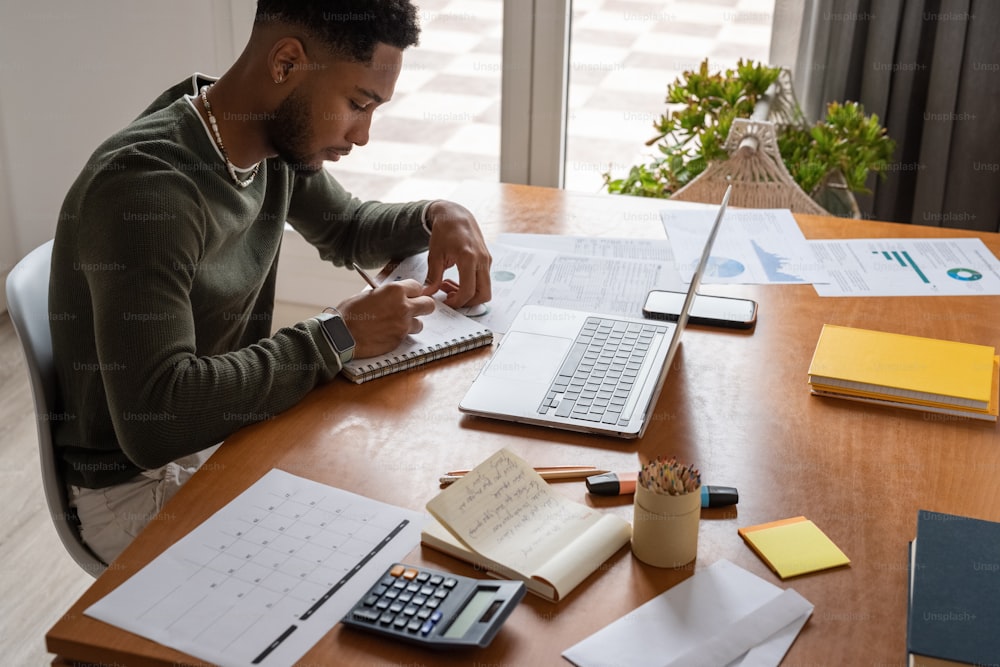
<box><xmin>5</xmin><ymin>240</ymin><xmax>107</xmax><ymax>577</ymax></box>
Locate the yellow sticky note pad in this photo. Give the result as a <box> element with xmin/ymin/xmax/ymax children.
<box><xmin>739</xmin><ymin>516</ymin><xmax>850</xmax><ymax>579</ymax></box>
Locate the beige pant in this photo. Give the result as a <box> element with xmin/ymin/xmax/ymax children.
<box><xmin>69</xmin><ymin>445</ymin><xmax>220</xmax><ymax>564</ymax></box>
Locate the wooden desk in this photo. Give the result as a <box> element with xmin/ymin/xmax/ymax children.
<box><xmin>47</xmin><ymin>184</ymin><xmax>1000</xmax><ymax>665</ymax></box>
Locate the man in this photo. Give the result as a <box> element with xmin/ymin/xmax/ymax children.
<box><xmin>49</xmin><ymin>0</ymin><xmax>492</xmax><ymax>564</ymax></box>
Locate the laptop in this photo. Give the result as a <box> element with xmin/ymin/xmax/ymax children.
<box><xmin>459</xmin><ymin>186</ymin><xmax>732</xmax><ymax>438</ymax></box>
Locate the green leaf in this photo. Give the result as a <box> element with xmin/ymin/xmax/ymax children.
<box><xmin>607</xmin><ymin>58</ymin><xmax>896</xmax><ymax>211</ymax></box>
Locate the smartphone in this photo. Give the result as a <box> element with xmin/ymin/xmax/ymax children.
<box><xmin>642</xmin><ymin>290</ymin><xmax>757</xmax><ymax>330</ymax></box>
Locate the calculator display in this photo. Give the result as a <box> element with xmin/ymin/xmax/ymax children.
<box><xmin>443</xmin><ymin>589</ymin><xmax>495</xmax><ymax>638</ymax></box>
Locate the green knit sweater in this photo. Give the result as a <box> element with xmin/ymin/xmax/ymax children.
<box><xmin>51</xmin><ymin>74</ymin><xmax>431</xmax><ymax>488</ymax></box>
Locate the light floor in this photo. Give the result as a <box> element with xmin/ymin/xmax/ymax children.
<box><xmin>0</xmin><ymin>315</ymin><xmax>93</xmax><ymax>666</ymax></box>
<box><xmin>0</xmin><ymin>1</ymin><xmax>771</xmax><ymax>663</ymax></box>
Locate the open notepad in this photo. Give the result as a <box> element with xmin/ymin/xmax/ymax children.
<box><xmin>341</xmin><ymin>299</ymin><xmax>492</xmax><ymax>383</ymax></box>
<box><xmin>422</xmin><ymin>448</ymin><xmax>632</xmax><ymax>602</ymax></box>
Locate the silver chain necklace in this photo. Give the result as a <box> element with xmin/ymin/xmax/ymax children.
<box><xmin>199</xmin><ymin>84</ymin><xmax>260</xmax><ymax>188</ymax></box>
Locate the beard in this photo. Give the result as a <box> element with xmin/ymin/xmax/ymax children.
<box><xmin>266</xmin><ymin>89</ymin><xmax>322</xmax><ymax>174</ymax></box>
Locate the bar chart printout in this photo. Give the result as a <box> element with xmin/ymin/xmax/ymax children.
<box><xmin>875</xmin><ymin>249</ymin><xmax>931</xmax><ymax>283</ymax></box>
<box><xmin>660</xmin><ymin>208</ymin><xmax>830</xmax><ymax>285</ymax></box>
<box><xmin>809</xmin><ymin>238</ymin><xmax>1000</xmax><ymax>297</ymax></box>
<box><xmin>84</xmin><ymin>469</ymin><xmax>425</xmax><ymax>667</ymax></box>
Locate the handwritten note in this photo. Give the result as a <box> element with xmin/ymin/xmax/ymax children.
<box><xmin>427</xmin><ymin>449</ymin><xmax>603</xmax><ymax>576</ymax></box>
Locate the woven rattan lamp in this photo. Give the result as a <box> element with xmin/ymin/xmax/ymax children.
<box><xmin>670</xmin><ymin>70</ymin><xmax>835</xmax><ymax>216</ymax></box>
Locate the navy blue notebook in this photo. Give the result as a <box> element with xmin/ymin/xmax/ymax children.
<box><xmin>907</xmin><ymin>510</ymin><xmax>1000</xmax><ymax>666</ymax></box>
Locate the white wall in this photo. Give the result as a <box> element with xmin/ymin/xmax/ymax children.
<box><xmin>0</xmin><ymin>101</ymin><xmax>15</xmax><ymax>312</ymax></box>
<box><xmin>0</xmin><ymin>1</ymin><xmax>353</xmax><ymax>319</ymax></box>
<box><xmin>0</xmin><ymin>1</ymin><xmax>255</xmax><ymax>311</ymax></box>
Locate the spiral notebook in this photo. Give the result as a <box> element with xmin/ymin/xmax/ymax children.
<box><xmin>341</xmin><ymin>300</ymin><xmax>493</xmax><ymax>383</ymax></box>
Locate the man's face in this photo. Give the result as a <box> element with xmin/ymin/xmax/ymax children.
<box><xmin>267</xmin><ymin>42</ymin><xmax>403</xmax><ymax>174</ymax></box>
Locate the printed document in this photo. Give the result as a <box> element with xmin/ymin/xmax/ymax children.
<box><xmin>85</xmin><ymin>469</ymin><xmax>424</xmax><ymax>667</ymax></box>
<box><xmin>661</xmin><ymin>208</ymin><xmax>829</xmax><ymax>285</ymax></box>
<box><xmin>392</xmin><ymin>242</ymin><xmax>681</xmax><ymax>334</ymax></box>
<box><xmin>809</xmin><ymin>237</ymin><xmax>1000</xmax><ymax>296</ymax></box>
<box><xmin>497</xmin><ymin>233</ymin><xmax>674</xmax><ymax>262</ymax></box>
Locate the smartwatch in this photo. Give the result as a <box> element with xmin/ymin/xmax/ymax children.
<box><xmin>314</xmin><ymin>310</ymin><xmax>355</xmax><ymax>366</ymax></box>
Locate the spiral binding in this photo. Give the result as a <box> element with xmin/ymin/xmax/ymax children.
<box><xmin>342</xmin><ymin>330</ymin><xmax>494</xmax><ymax>384</ymax></box>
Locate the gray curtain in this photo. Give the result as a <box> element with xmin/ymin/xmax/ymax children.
<box><xmin>795</xmin><ymin>0</ymin><xmax>1000</xmax><ymax>231</ymax></box>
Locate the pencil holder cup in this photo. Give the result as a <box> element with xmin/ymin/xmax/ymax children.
<box><xmin>631</xmin><ymin>484</ymin><xmax>701</xmax><ymax>568</ymax></box>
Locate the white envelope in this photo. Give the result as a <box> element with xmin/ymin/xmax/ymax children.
<box><xmin>562</xmin><ymin>559</ymin><xmax>813</xmax><ymax>667</ymax></box>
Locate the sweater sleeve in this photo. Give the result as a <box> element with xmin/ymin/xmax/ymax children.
<box><xmin>284</xmin><ymin>167</ymin><xmax>432</xmax><ymax>267</ymax></box>
<box><xmin>76</xmin><ymin>155</ymin><xmax>340</xmax><ymax>470</ymax></box>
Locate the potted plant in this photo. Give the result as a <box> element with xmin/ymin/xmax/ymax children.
<box><xmin>603</xmin><ymin>59</ymin><xmax>896</xmax><ymax>217</ymax></box>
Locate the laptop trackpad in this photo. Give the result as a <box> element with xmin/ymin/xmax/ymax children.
<box><xmin>485</xmin><ymin>332</ymin><xmax>570</xmax><ymax>383</ymax></box>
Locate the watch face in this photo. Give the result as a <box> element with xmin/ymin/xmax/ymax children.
<box><xmin>322</xmin><ymin>315</ymin><xmax>355</xmax><ymax>351</ymax></box>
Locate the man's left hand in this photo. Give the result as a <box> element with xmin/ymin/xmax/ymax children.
<box><xmin>422</xmin><ymin>200</ymin><xmax>492</xmax><ymax>308</ymax></box>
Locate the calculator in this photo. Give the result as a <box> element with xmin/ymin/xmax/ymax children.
<box><xmin>341</xmin><ymin>563</ymin><xmax>526</xmax><ymax>648</ymax></box>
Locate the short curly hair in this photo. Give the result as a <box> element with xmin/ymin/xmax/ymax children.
<box><xmin>255</xmin><ymin>0</ymin><xmax>421</xmax><ymax>63</ymax></box>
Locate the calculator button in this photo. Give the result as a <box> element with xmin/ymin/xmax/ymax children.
<box><xmin>345</xmin><ymin>563</ymin><xmax>525</xmax><ymax>648</ymax></box>
<box><xmin>352</xmin><ymin>608</ymin><xmax>381</xmax><ymax>623</ymax></box>
<box><xmin>420</xmin><ymin>611</ymin><xmax>443</xmax><ymax>637</ymax></box>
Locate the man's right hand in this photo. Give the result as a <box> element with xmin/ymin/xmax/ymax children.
<box><xmin>335</xmin><ymin>279</ymin><xmax>436</xmax><ymax>359</ymax></box>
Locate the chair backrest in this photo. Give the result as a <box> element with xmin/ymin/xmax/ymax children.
<box><xmin>5</xmin><ymin>240</ymin><xmax>106</xmax><ymax>576</ymax></box>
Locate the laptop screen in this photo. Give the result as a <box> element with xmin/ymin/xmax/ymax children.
<box><xmin>659</xmin><ymin>185</ymin><xmax>733</xmax><ymax>373</ymax></box>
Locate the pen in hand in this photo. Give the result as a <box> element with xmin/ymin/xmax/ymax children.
<box><xmin>352</xmin><ymin>262</ymin><xmax>379</xmax><ymax>289</ymax></box>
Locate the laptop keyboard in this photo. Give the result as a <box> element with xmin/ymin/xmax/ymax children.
<box><xmin>538</xmin><ymin>316</ymin><xmax>668</xmax><ymax>426</ymax></box>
